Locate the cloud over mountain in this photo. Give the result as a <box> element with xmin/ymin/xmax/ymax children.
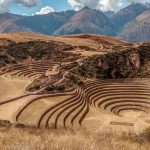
<box><xmin>35</xmin><ymin>6</ymin><xmax>54</xmax><ymax>15</ymax></box>
<box><xmin>67</xmin><ymin>0</ymin><xmax>149</xmax><ymax>11</ymax></box>
<box><xmin>0</xmin><ymin>0</ymin><xmax>38</xmax><ymax>13</ymax></box>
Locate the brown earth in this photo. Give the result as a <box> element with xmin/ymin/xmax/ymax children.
<box><xmin>0</xmin><ymin>33</ymin><xmax>149</xmax><ymax>135</ymax></box>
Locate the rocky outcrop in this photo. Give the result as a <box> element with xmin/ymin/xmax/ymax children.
<box><xmin>0</xmin><ymin>40</ymin><xmax>80</xmax><ymax>67</ymax></box>
<box><xmin>73</xmin><ymin>44</ymin><xmax>150</xmax><ymax>79</ymax></box>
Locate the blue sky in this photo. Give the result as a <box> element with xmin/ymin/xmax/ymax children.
<box><xmin>9</xmin><ymin>0</ymin><xmax>71</xmax><ymax>15</ymax></box>
<box><xmin>0</xmin><ymin>0</ymin><xmax>149</xmax><ymax>15</ymax></box>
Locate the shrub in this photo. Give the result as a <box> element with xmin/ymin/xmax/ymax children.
<box><xmin>34</xmin><ymin>85</ymin><xmax>40</xmax><ymax>90</ymax></box>
<box><xmin>139</xmin><ymin>127</ymin><xmax>150</xmax><ymax>142</ymax></box>
<box><xmin>28</xmin><ymin>85</ymin><xmax>40</xmax><ymax>91</ymax></box>
<box><xmin>45</xmin><ymin>85</ymin><xmax>54</xmax><ymax>92</ymax></box>
<box><xmin>57</xmin><ymin>84</ymin><xmax>66</xmax><ymax>91</ymax></box>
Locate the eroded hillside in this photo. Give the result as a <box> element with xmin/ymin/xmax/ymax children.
<box><xmin>74</xmin><ymin>43</ymin><xmax>150</xmax><ymax>79</ymax></box>
<box><xmin>0</xmin><ymin>33</ymin><xmax>150</xmax><ymax>132</ymax></box>
<box><xmin>0</xmin><ymin>33</ymin><xmax>149</xmax><ymax>94</ymax></box>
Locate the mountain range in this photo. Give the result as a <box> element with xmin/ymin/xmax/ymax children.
<box><xmin>0</xmin><ymin>3</ymin><xmax>150</xmax><ymax>42</ymax></box>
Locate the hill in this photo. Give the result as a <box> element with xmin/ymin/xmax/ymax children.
<box><xmin>53</xmin><ymin>7</ymin><xmax>117</xmax><ymax>36</ymax></box>
<box><xmin>17</xmin><ymin>10</ymin><xmax>75</xmax><ymax>35</ymax></box>
<box><xmin>0</xmin><ymin>3</ymin><xmax>149</xmax><ymax>42</ymax></box>
<box><xmin>0</xmin><ymin>33</ymin><xmax>149</xmax><ymax>135</ymax></box>
<box><xmin>0</xmin><ymin>13</ymin><xmax>28</xmax><ymax>33</ymax></box>
<box><xmin>0</xmin><ymin>33</ymin><xmax>149</xmax><ymax>92</ymax></box>
<box><xmin>110</xmin><ymin>3</ymin><xmax>150</xmax><ymax>32</ymax></box>
<box><xmin>120</xmin><ymin>11</ymin><xmax>150</xmax><ymax>42</ymax></box>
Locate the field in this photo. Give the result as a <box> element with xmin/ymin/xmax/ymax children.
<box><xmin>0</xmin><ymin>127</ymin><xmax>150</xmax><ymax>150</ymax></box>
<box><xmin>0</xmin><ymin>72</ymin><xmax>150</xmax><ymax>133</ymax></box>
<box><xmin>0</xmin><ymin>33</ymin><xmax>149</xmax><ymax>149</ymax></box>
<box><xmin>0</xmin><ymin>32</ymin><xmax>135</xmax><ymax>57</ymax></box>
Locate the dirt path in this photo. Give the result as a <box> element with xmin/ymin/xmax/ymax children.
<box><xmin>45</xmin><ymin>64</ymin><xmax>60</xmax><ymax>77</ymax></box>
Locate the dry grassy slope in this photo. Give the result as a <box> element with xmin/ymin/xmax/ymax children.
<box><xmin>0</xmin><ymin>33</ymin><xmax>150</xmax><ymax>134</ymax></box>
<box><xmin>0</xmin><ymin>32</ymin><xmax>129</xmax><ymax>50</ymax></box>
<box><xmin>64</xmin><ymin>34</ymin><xmax>128</xmax><ymax>45</ymax></box>
<box><xmin>0</xmin><ymin>127</ymin><xmax>149</xmax><ymax>150</ymax></box>
<box><xmin>0</xmin><ymin>33</ymin><xmax>148</xmax><ymax>80</ymax></box>
<box><xmin>0</xmin><ymin>33</ymin><xmax>149</xmax><ymax>90</ymax></box>
<box><xmin>0</xmin><ymin>38</ymin><xmax>15</xmax><ymax>46</ymax></box>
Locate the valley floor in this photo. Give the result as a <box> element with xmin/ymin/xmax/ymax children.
<box><xmin>0</xmin><ymin>33</ymin><xmax>150</xmax><ymax>149</ymax></box>
<box><xmin>0</xmin><ymin>73</ymin><xmax>150</xmax><ymax>133</ymax></box>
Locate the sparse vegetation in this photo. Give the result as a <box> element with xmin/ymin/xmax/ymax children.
<box><xmin>45</xmin><ymin>85</ymin><xmax>55</xmax><ymax>92</ymax></box>
<box><xmin>74</xmin><ymin>45</ymin><xmax>150</xmax><ymax>79</ymax></box>
<box><xmin>56</xmin><ymin>84</ymin><xmax>66</xmax><ymax>91</ymax></box>
<box><xmin>0</xmin><ymin>127</ymin><xmax>150</xmax><ymax>150</ymax></box>
<box><xmin>0</xmin><ymin>33</ymin><xmax>150</xmax><ymax>150</ymax></box>
<box><xmin>138</xmin><ymin>127</ymin><xmax>150</xmax><ymax>142</ymax></box>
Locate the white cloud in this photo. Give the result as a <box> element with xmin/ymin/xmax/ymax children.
<box><xmin>68</xmin><ymin>0</ymin><xmax>101</xmax><ymax>11</ymax></box>
<box><xmin>100</xmin><ymin>0</ymin><xmax>124</xmax><ymax>11</ymax></box>
<box><xmin>35</xmin><ymin>6</ymin><xmax>54</xmax><ymax>15</ymax></box>
<box><xmin>127</xmin><ymin>0</ymin><xmax>149</xmax><ymax>3</ymax></box>
<box><xmin>0</xmin><ymin>0</ymin><xmax>38</xmax><ymax>13</ymax></box>
<box><xmin>67</xmin><ymin>0</ymin><xmax>149</xmax><ymax>11</ymax></box>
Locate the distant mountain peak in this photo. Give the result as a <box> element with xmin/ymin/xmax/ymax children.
<box><xmin>144</xmin><ymin>2</ymin><xmax>150</xmax><ymax>8</ymax></box>
<box><xmin>110</xmin><ymin>2</ymin><xmax>150</xmax><ymax>31</ymax></box>
<box><xmin>53</xmin><ymin>7</ymin><xmax>117</xmax><ymax>36</ymax></box>
<box><xmin>0</xmin><ymin>4</ymin><xmax>149</xmax><ymax>43</ymax></box>
<box><xmin>82</xmin><ymin>6</ymin><xmax>91</xmax><ymax>10</ymax></box>
<box><xmin>104</xmin><ymin>11</ymin><xmax>115</xmax><ymax>17</ymax></box>
<box><xmin>124</xmin><ymin>2</ymin><xmax>149</xmax><ymax>9</ymax></box>
<box><xmin>120</xmin><ymin>10</ymin><xmax>150</xmax><ymax>42</ymax></box>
